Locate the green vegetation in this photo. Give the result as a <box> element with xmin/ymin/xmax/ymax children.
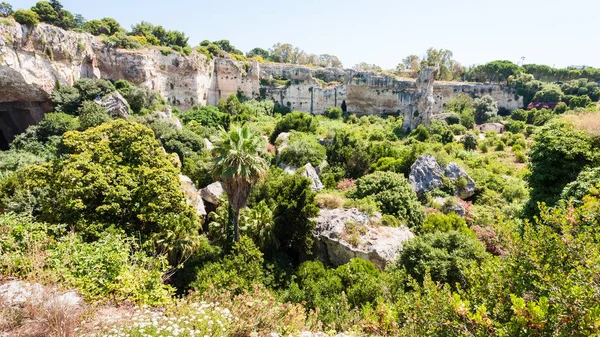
<box><xmin>3</xmin><ymin>3</ymin><xmax>600</xmax><ymax>336</ymax></box>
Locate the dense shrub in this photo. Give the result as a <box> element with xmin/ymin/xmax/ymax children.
<box><xmin>77</xmin><ymin>101</ymin><xmax>110</xmax><ymax>129</ymax></box>
<box><xmin>13</xmin><ymin>9</ymin><xmax>39</xmax><ymax>26</ymax></box>
<box><xmin>270</xmin><ymin>112</ymin><xmax>317</xmax><ymax>143</ymax></box>
<box><xmin>560</xmin><ymin>166</ymin><xmax>600</xmax><ymax>206</ymax></box>
<box><xmin>461</xmin><ymin>132</ymin><xmax>478</xmax><ymax>151</ymax></box>
<box><xmin>250</xmin><ymin>169</ymin><xmax>319</xmax><ymax>256</ymax></box>
<box><xmin>52</xmin><ymin>233</ymin><xmax>173</xmax><ymax>304</ymax></box>
<box><xmin>326</xmin><ymin>130</ymin><xmax>373</xmax><ymax>178</ymax></box>
<box><xmin>83</xmin><ymin>17</ymin><xmax>122</xmax><ymax>36</ymax></box>
<box><xmin>324</xmin><ymin>107</ymin><xmax>343</xmax><ymax>119</ymax></box>
<box><xmin>1</xmin><ymin>120</ymin><xmax>200</xmax><ymax>254</ymax></box>
<box><xmin>398</xmin><ymin>230</ymin><xmax>486</xmax><ymax>286</ymax></box>
<box><xmin>278</xmin><ymin>132</ymin><xmax>326</xmax><ymax>167</ymax></box>
<box><xmin>419</xmin><ymin>212</ymin><xmax>469</xmax><ymax>234</ymax></box>
<box><xmin>348</xmin><ymin>171</ymin><xmax>424</xmax><ymax>227</ymax></box>
<box><xmin>191</xmin><ymin>237</ymin><xmax>265</xmax><ymax>295</ymax></box>
<box><xmin>36</xmin><ymin>112</ymin><xmax>79</xmax><ymax>141</ymax></box>
<box><xmin>180</xmin><ymin>105</ymin><xmax>230</xmax><ymax>128</ymax></box>
<box><xmin>525</xmin><ymin>120</ymin><xmax>598</xmax><ymax>215</ymax></box>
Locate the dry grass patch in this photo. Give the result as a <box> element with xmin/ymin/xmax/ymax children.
<box><xmin>563</xmin><ymin>112</ymin><xmax>600</xmax><ymax>136</ymax></box>
<box><xmin>315</xmin><ymin>193</ymin><xmax>345</xmax><ymax>209</ymax></box>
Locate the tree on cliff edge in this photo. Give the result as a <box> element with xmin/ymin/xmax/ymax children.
<box><xmin>0</xmin><ymin>2</ymin><xmax>13</xmax><ymax>17</ymax></box>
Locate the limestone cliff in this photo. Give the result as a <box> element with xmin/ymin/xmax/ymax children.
<box><xmin>0</xmin><ymin>20</ymin><xmax>523</xmax><ymax>146</ymax></box>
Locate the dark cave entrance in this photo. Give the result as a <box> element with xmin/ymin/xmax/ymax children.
<box><xmin>0</xmin><ymin>130</ymin><xmax>8</xmax><ymax>150</ymax></box>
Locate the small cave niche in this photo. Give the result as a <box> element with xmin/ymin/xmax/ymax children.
<box><xmin>0</xmin><ymin>130</ymin><xmax>8</xmax><ymax>150</ymax></box>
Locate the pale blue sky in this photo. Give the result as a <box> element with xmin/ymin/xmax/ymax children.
<box><xmin>10</xmin><ymin>0</ymin><xmax>600</xmax><ymax>69</ymax></box>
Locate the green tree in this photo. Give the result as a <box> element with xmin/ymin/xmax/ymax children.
<box><xmin>462</xmin><ymin>132</ymin><xmax>478</xmax><ymax>151</ymax></box>
<box><xmin>270</xmin><ymin>111</ymin><xmax>317</xmax><ymax>143</ymax></box>
<box><xmin>247</xmin><ymin>47</ymin><xmax>269</xmax><ymax>59</ymax></box>
<box><xmin>398</xmin><ymin>230</ymin><xmax>487</xmax><ymax>287</ymax></box>
<box><xmin>1</xmin><ymin>120</ymin><xmax>200</xmax><ymax>255</ymax></box>
<box><xmin>31</xmin><ymin>1</ymin><xmax>57</xmax><ymax>24</ymax></box>
<box><xmin>13</xmin><ymin>9</ymin><xmax>39</xmax><ymax>26</ymax></box>
<box><xmin>525</xmin><ymin>120</ymin><xmax>598</xmax><ymax>216</ymax></box>
<box><xmin>349</xmin><ymin>171</ymin><xmax>425</xmax><ymax>227</ymax></box>
<box><xmin>473</xmin><ymin>95</ymin><xmax>498</xmax><ymax>124</ymax></box>
<box><xmin>83</xmin><ymin>17</ymin><xmax>121</xmax><ymax>36</ymax></box>
<box><xmin>212</xmin><ymin>125</ymin><xmax>269</xmax><ymax>242</ymax></box>
<box><xmin>78</xmin><ymin>101</ymin><xmax>109</xmax><ymax>129</ymax></box>
<box><xmin>465</xmin><ymin>60</ymin><xmax>521</xmax><ymax>84</ymax></box>
<box><xmin>0</xmin><ymin>2</ymin><xmax>13</xmax><ymax>17</ymax></box>
<box><xmin>532</xmin><ymin>83</ymin><xmax>563</xmax><ymax>103</ymax></box>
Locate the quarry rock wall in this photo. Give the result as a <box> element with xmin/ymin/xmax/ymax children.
<box><xmin>0</xmin><ymin>21</ymin><xmax>523</xmax><ymax>146</ymax></box>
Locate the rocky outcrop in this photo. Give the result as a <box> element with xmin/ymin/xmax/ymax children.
<box><xmin>201</xmin><ymin>182</ymin><xmax>225</xmax><ymax>205</ymax></box>
<box><xmin>408</xmin><ymin>155</ymin><xmax>445</xmax><ymax>195</ymax></box>
<box><xmin>409</xmin><ymin>155</ymin><xmax>476</xmax><ymax>199</ymax></box>
<box><xmin>403</xmin><ymin>66</ymin><xmax>438</xmax><ymax>130</ymax></box>
<box><xmin>444</xmin><ymin>163</ymin><xmax>477</xmax><ymax>198</ymax></box>
<box><xmin>312</xmin><ymin>208</ymin><xmax>414</xmax><ymax>269</ymax></box>
<box><xmin>433</xmin><ymin>196</ymin><xmax>467</xmax><ymax>217</ymax></box>
<box><xmin>283</xmin><ymin>163</ymin><xmax>324</xmax><ymax>192</ymax></box>
<box><xmin>179</xmin><ymin>175</ymin><xmax>207</xmax><ymax>216</ymax></box>
<box><xmin>96</xmin><ymin>91</ymin><xmax>129</xmax><ymax>118</ymax></box>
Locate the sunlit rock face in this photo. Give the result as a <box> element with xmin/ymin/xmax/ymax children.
<box><xmin>0</xmin><ymin>21</ymin><xmax>523</xmax><ymax>145</ymax></box>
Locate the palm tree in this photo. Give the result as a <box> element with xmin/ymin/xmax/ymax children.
<box><xmin>212</xmin><ymin>125</ymin><xmax>269</xmax><ymax>242</ymax></box>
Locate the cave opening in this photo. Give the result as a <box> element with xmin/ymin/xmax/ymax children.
<box><xmin>0</xmin><ymin>130</ymin><xmax>8</xmax><ymax>150</ymax></box>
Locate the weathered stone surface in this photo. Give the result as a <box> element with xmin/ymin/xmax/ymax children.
<box><xmin>96</xmin><ymin>91</ymin><xmax>129</xmax><ymax>118</ymax></box>
<box><xmin>403</xmin><ymin>66</ymin><xmax>438</xmax><ymax>130</ymax></box>
<box><xmin>312</xmin><ymin>208</ymin><xmax>414</xmax><ymax>269</ymax></box>
<box><xmin>179</xmin><ymin>175</ymin><xmax>207</xmax><ymax>216</ymax></box>
<box><xmin>409</xmin><ymin>155</ymin><xmax>445</xmax><ymax>196</ymax></box>
<box><xmin>0</xmin><ymin>21</ymin><xmax>522</xmax><ymax>146</ymax></box>
<box><xmin>200</xmin><ymin>182</ymin><xmax>225</xmax><ymax>205</ymax></box>
<box><xmin>433</xmin><ymin>196</ymin><xmax>467</xmax><ymax>217</ymax></box>
<box><xmin>303</xmin><ymin>163</ymin><xmax>324</xmax><ymax>191</ymax></box>
<box><xmin>282</xmin><ymin>163</ymin><xmax>324</xmax><ymax>191</ymax></box>
<box><xmin>445</xmin><ymin>163</ymin><xmax>477</xmax><ymax>199</ymax></box>
<box><xmin>410</xmin><ymin>155</ymin><xmax>477</xmax><ymax>199</ymax></box>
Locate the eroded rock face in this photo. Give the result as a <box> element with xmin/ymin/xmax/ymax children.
<box><xmin>403</xmin><ymin>66</ymin><xmax>438</xmax><ymax>130</ymax></box>
<box><xmin>409</xmin><ymin>155</ymin><xmax>477</xmax><ymax>199</ymax></box>
<box><xmin>96</xmin><ymin>91</ymin><xmax>129</xmax><ymax>118</ymax></box>
<box><xmin>312</xmin><ymin>208</ymin><xmax>414</xmax><ymax>269</ymax></box>
<box><xmin>201</xmin><ymin>182</ymin><xmax>225</xmax><ymax>205</ymax></box>
<box><xmin>282</xmin><ymin>163</ymin><xmax>324</xmax><ymax>192</ymax></box>
<box><xmin>444</xmin><ymin>163</ymin><xmax>477</xmax><ymax>198</ymax></box>
<box><xmin>0</xmin><ymin>21</ymin><xmax>522</xmax><ymax>145</ymax></box>
<box><xmin>179</xmin><ymin>175</ymin><xmax>207</xmax><ymax>216</ymax></box>
<box><xmin>303</xmin><ymin>163</ymin><xmax>324</xmax><ymax>191</ymax></box>
<box><xmin>409</xmin><ymin>155</ymin><xmax>445</xmax><ymax>196</ymax></box>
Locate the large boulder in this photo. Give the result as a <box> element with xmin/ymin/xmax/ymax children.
<box><xmin>444</xmin><ymin>162</ymin><xmax>477</xmax><ymax>198</ymax></box>
<box><xmin>179</xmin><ymin>175</ymin><xmax>207</xmax><ymax>216</ymax></box>
<box><xmin>433</xmin><ymin>196</ymin><xmax>467</xmax><ymax>217</ymax></box>
<box><xmin>200</xmin><ymin>182</ymin><xmax>225</xmax><ymax>205</ymax></box>
<box><xmin>408</xmin><ymin>154</ymin><xmax>444</xmax><ymax>196</ymax></box>
<box><xmin>409</xmin><ymin>155</ymin><xmax>476</xmax><ymax>199</ymax></box>
<box><xmin>96</xmin><ymin>91</ymin><xmax>130</xmax><ymax>118</ymax></box>
<box><xmin>283</xmin><ymin>163</ymin><xmax>324</xmax><ymax>192</ymax></box>
<box><xmin>303</xmin><ymin>163</ymin><xmax>324</xmax><ymax>191</ymax></box>
<box><xmin>312</xmin><ymin>208</ymin><xmax>414</xmax><ymax>269</ymax></box>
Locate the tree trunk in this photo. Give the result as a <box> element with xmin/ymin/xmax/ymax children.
<box><xmin>233</xmin><ymin>207</ymin><xmax>240</xmax><ymax>242</ymax></box>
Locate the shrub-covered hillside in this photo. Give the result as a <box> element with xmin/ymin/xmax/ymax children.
<box><xmin>1</xmin><ymin>1</ymin><xmax>600</xmax><ymax>336</ymax></box>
